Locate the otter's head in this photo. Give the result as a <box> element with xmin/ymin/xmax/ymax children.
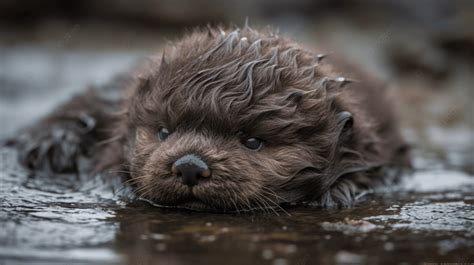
<box><xmin>123</xmin><ymin>27</ymin><xmax>375</xmax><ymax>212</ymax></box>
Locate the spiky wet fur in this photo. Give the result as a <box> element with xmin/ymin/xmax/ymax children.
<box><xmin>15</xmin><ymin>26</ymin><xmax>410</xmax><ymax>212</ymax></box>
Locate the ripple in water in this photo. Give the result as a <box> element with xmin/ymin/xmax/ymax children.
<box><xmin>0</xmin><ymin>148</ymin><xmax>131</xmax><ymax>264</ymax></box>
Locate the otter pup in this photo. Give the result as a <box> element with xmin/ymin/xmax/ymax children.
<box><xmin>14</xmin><ymin>26</ymin><xmax>410</xmax><ymax>212</ymax></box>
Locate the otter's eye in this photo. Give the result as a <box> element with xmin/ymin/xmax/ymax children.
<box><xmin>157</xmin><ymin>127</ymin><xmax>170</xmax><ymax>141</ymax></box>
<box><xmin>242</xmin><ymin>137</ymin><xmax>263</xmax><ymax>151</ymax></box>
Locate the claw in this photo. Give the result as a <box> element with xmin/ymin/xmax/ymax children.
<box><xmin>16</xmin><ymin>123</ymin><xmax>87</xmax><ymax>173</ymax></box>
<box><xmin>333</xmin><ymin>77</ymin><xmax>357</xmax><ymax>88</ymax></box>
<box><xmin>316</xmin><ymin>53</ymin><xmax>327</xmax><ymax>63</ymax></box>
<box><xmin>77</xmin><ymin>113</ymin><xmax>96</xmax><ymax>133</ymax></box>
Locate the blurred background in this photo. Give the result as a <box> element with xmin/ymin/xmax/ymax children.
<box><xmin>1</xmin><ymin>1</ymin><xmax>473</xmax><ymax>264</ymax></box>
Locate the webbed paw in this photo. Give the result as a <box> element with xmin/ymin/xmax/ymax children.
<box><xmin>14</xmin><ymin>113</ymin><xmax>96</xmax><ymax>173</ymax></box>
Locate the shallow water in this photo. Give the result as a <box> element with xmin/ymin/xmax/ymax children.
<box><xmin>1</xmin><ymin>146</ymin><xmax>473</xmax><ymax>265</ymax></box>
<box><xmin>1</xmin><ymin>39</ymin><xmax>473</xmax><ymax>264</ymax></box>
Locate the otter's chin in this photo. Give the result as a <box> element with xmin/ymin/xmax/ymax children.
<box><xmin>145</xmin><ymin>196</ymin><xmax>284</xmax><ymax>213</ymax></box>
<box><xmin>153</xmin><ymin>198</ymin><xmax>233</xmax><ymax>212</ymax></box>
<box><xmin>175</xmin><ymin>199</ymin><xmax>222</xmax><ymax>212</ymax></box>
<box><xmin>142</xmin><ymin>195</ymin><xmax>231</xmax><ymax>212</ymax></box>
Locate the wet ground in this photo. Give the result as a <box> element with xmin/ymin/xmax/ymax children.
<box><xmin>1</xmin><ymin>21</ymin><xmax>474</xmax><ymax>264</ymax></box>
<box><xmin>1</xmin><ymin>145</ymin><xmax>473</xmax><ymax>265</ymax></box>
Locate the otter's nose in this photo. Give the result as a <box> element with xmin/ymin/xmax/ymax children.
<box><xmin>171</xmin><ymin>154</ymin><xmax>211</xmax><ymax>187</ymax></box>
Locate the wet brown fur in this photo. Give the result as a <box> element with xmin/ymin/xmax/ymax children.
<box><xmin>15</xmin><ymin>26</ymin><xmax>410</xmax><ymax>212</ymax></box>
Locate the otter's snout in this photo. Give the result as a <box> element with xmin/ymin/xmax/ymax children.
<box><xmin>171</xmin><ymin>154</ymin><xmax>211</xmax><ymax>187</ymax></box>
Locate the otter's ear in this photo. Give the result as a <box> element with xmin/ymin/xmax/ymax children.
<box><xmin>130</xmin><ymin>76</ymin><xmax>155</xmax><ymax>107</ymax></box>
<box><xmin>336</xmin><ymin>111</ymin><xmax>353</xmax><ymax>142</ymax></box>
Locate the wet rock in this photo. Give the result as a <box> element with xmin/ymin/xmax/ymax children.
<box><xmin>322</xmin><ymin>218</ymin><xmax>380</xmax><ymax>233</ymax></box>
<box><xmin>386</xmin><ymin>39</ymin><xmax>451</xmax><ymax>80</ymax></box>
<box><xmin>366</xmin><ymin>201</ymin><xmax>474</xmax><ymax>232</ymax></box>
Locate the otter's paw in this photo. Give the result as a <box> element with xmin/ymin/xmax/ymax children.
<box><xmin>15</xmin><ymin>115</ymin><xmax>96</xmax><ymax>174</ymax></box>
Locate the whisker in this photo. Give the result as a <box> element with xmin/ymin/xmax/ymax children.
<box><xmin>255</xmin><ymin>192</ymin><xmax>280</xmax><ymax>216</ymax></box>
<box><xmin>96</xmin><ymin>135</ymin><xmax>123</xmax><ymax>146</ymax></box>
<box><xmin>261</xmin><ymin>187</ymin><xmax>286</xmax><ymax>201</ymax></box>
<box><xmin>253</xmin><ymin>193</ymin><xmax>273</xmax><ymax>215</ymax></box>
<box><xmin>224</xmin><ymin>189</ymin><xmax>240</xmax><ymax>213</ymax></box>
<box><xmin>259</xmin><ymin>188</ymin><xmax>290</xmax><ymax>216</ymax></box>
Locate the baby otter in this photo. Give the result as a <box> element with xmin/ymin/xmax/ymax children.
<box><xmin>14</xmin><ymin>26</ymin><xmax>410</xmax><ymax>212</ymax></box>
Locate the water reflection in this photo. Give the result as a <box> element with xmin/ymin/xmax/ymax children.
<box><xmin>0</xmin><ymin>148</ymin><xmax>125</xmax><ymax>264</ymax></box>
<box><xmin>1</xmin><ymin>144</ymin><xmax>472</xmax><ymax>264</ymax></box>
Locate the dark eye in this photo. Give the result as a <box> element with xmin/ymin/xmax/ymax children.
<box><xmin>241</xmin><ymin>137</ymin><xmax>263</xmax><ymax>151</ymax></box>
<box><xmin>157</xmin><ymin>127</ymin><xmax>170</xmax><ymax>141</ymax></box>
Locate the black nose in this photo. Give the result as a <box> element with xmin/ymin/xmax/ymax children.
<box><xmin>171</xmin><ymin>154</ymin><xmax>211</xmax><ymax>187</ymax></box>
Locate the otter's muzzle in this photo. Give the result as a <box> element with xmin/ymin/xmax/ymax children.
<box><xmin>171</xmin><ymin>154</ymin><xmax>211</xmax><ymax>187</ymax></box>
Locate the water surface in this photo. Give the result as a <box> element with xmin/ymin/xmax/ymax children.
<box><xmin>1</xmin><ymin>37</ymin><xmax>473</xmax><ymax>265</ymax></box>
